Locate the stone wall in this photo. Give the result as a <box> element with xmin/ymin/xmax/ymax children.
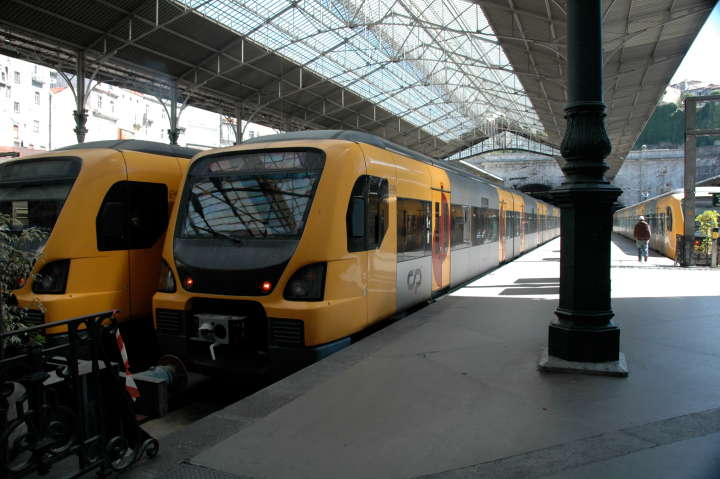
<box><xmin>613</xmin><ymin>146</ymin><xmax>720</xmax><ymax>206</ymax></box>
<box><xmin>463</xmin><ymin>146</ymin><xmax>720</xmax><ymax>207</ymax></box>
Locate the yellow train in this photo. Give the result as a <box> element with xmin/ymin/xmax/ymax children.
<box><xmin>152</xmin><ymin>131</ymin><xmax>560</xmax><ymax>372</ymax></box>
<box><xmin>613</xmin><ymin>187</ymin><xmax>720</xmax><ymax>260</ymax></box>
<box><xmin>4</xmin><ymin>140</ymin><xmax>196</xmax><ymax>338</ymax></box>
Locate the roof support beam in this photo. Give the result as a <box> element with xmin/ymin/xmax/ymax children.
<box><xmin>73</xmin><ymin>51</ymin><xmax>88</xmax><ymax>143</ymax></box>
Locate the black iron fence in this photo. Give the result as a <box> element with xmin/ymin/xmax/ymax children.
<box><xmin>0</xmin><ymin>311</ymin><xmax>158</xmax><ymax>478</ymax></box>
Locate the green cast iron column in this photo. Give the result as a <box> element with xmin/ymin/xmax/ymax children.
<box><xmin>546</xmin><ymin>0</ymin><xmax>623</xmax><ymax>365</ymax></box>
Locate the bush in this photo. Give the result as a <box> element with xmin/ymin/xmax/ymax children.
<box><xmin>694</xmin><ymin>210</ymin><xmax>720</xmax><ymax>254</ymax></box>
<box><xmin>0</xmin><ymin>213</ymin><xmax>46</xmax><ymax>353</ymax></box>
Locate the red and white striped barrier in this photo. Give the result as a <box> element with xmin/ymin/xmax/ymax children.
<box><xmin>115</xmin><ymin>328</ymin><xmax>140</xmax><ymax>401</ymax></box>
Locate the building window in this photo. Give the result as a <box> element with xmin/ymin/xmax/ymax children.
<box><xmin>12</xmin><ymin>125</ymin><xmax>19</xmax><ymax>139</ymax></box>
<box><xmin>33</xmin><ymin>120</ymin><xmax>39</xmax><ymax>133</ymax></box>
<box><xmin>14</xmin><ymin>71</ymin><xmax>20</xmax><ymax>84</ymax></box>
<box><xmin>1</xmin><ymin>71</ymin><xmax>5</xmax><ymax>82</ymax></box>
<box><xmin>97</xmin><ymin>96</ymin><xmax>102</xmax><ymax>109</ymax></box>
<box><xmin>110</xmin><ymin>100</ymin><xmax>115</xmax><ymax>113</ymax></box>
<box><xmin>13</xmin><ymin>102</ymin><xmax>19</xmax><ymax>113</ymax></box>
<box><xmin>34</xmin><ymin>91</ymin><xmax>40</xmax><ymax>105</ymax></box>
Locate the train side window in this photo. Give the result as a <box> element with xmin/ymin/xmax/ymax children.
<box><xmin>97</xmin><ymin>181</ymin><xmax>168</xmax><ymax>251</ymax></box>
<box><xmin>346</xmin><ymin>176</ymin><xmax>368</xmax><ymax>252</ymax></box>
<box><xmin>471</xmin><ymin>207</ymin><xmax>485</xmax><ymax>245</ymax></box>
<box><xmin>397</xmin><ymin>198</ymin><xmax>431</xmax><ymax>261</ymax></box>
<box><xmin>451</xmin><ymin>204</ymin><xmax>471</xmax><ymax>250</ymax></box>
<box><xmin>368</xmin><ymin>176</ymin><xmax>389</xmax><ymax>249</ymax></box>
<box><xmin>666</xmin><ymin>206</ymin><xmax>673</xmax><ymax>231</ymax></box>
<box><xmin>471</xmin><ymin>205</ymin><xmax>499</xmax><ymax>244</ymax></box>
<box><xmin>346</xmin><ymin>175</ymin><xmax>389</xmax><ymax>252</ymax></box>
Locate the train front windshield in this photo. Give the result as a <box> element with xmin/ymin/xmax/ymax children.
<box><xmin>0</xmin><ymin>157</ymin><xmax>80</xmax><ymax>251</ymax></box>
<box><xmin>179</xmin><ymin>150</ymin><xmax>324</xmax><ymax>241</ymax></box>
<box><xmin>173</xmin><ymin>149</ymin><xmax>325</xmax><ymax>294</ymax></box>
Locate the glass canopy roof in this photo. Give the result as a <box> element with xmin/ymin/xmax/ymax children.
<box><xmin>176</xmin><ymin>0</ymin><xmax>544</xmax><ymax>145</ymax></box>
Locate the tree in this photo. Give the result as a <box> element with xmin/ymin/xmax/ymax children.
<box><xmin>694</xmin><ymin>209</ymin><xmax>719</xmax><ymax>255</ymax></box>
<box><xmin>0</xmin><ymin>213</ymin><xmax>45</xmax><ymax>356</ymax></box>
<box><xmin>696</xmin><ymin>98</ymin><xmax>720</xmax><ymax>147</ymax></box>
<box><xmin>634</xmin><ymin>102</ymin><xmax>685</xmax><ymax>149</ymax></box>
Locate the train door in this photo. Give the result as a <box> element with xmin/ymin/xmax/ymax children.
<box><xmin>365</xmin><ymin>153</ymin><xmax>397</xmax><ymax>325</ymax></box>
<box><xmin>536</xmin><ymin>202</ymin><xmax>545</xmax><ymax>244</ymax></box>
<box><xmin>516</xmin><ymin>194</ymin><xmax>525</xmax><ymax>253</ymax></box>
<box><xmin>498</xmin><ymin>197</ymin><xmax>506</xmax><ymax>262</ymax></box>
<box><xmin>346</xmin><ymin>163</ymin><xmax>370</xmax><ymax>330</ymax></box>
<box><xmin>395</xmin><ymin>157</ymin><xmax>432</xmax><ymax>311</ymax></box>
<box><xmin>430</xmin><ymin>170</ymin><xmax>451</xmax><ymax>293</ymax></box>
<box><xmin>497</xmin><ymin>189</ymin><xmax>514</xmax><ymax>262</ymax></box>
<box><xmin>92</xmin><ymin>152</ymin><xmax>133</xmax><ymax>324</ymax></box>
<box><xmin>123</xmin><ymin>152</ymin><xmax>183</xmax><ymax>320</ymax></box>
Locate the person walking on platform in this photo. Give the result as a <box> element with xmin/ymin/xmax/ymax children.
<box><xmin>633</xmin><ymin>216</ymin><xmax>651</xmax><ymax>262</ymax></box>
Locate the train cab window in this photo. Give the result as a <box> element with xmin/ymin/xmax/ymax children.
<box><xmin>346</xmin><ymin>175</ymin><xmax>389</xmax><ymax>252</ymax></box>
<box><xmin>451</xmin><ymin>204</ymin><xmax>471</xmax><ymax>250</ymax></box>
<box><xmin>666</xmin><ymin>207</ymin><xmax>673</xmax><ymax>231</ymax></box>
<box><xmin>368</xmin><ymin>176</ymin><xmax>389</xmax><ymax>249</ymax></box>
<box><xmin>0</xmin><ymin>157</ymin><xmax>80</xmax><ymax>251</ymax></box>
<box><xmin>97</xmin><ymin>181</ymin><xmax>168</xmax><ymax>251</ymax></box>
<box><xmin>397</xmin><ymin>198</ymin><xmax>431</xmax><ymax>261</ymax></box>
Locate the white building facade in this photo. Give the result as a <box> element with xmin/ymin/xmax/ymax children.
<box><xmin>0</xmin><ymin>54</ymin><xmax>277</xmax><ymax>154</ymax></box>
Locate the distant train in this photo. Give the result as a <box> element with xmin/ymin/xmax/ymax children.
<box><xmin>152</xmin><ymin>130</ymin><xmax>560</xmax><ymax>373</ymax></box>
<box><xmin>4</xmin><ymin>140</ymin><xmax>196</xmax><ymax>337</ymax></box>
<box><xmin>613</xmin><ymin>187</ymin><xmax>720</xmax><ymax>260</ymax></box>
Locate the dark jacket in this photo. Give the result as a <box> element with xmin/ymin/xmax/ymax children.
<box><xmin>634</xmin><ymin>220</ymin><xmax>651</xmax><ymax>241</ymax></box>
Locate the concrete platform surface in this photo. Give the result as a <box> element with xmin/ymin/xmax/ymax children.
<box><xmin>127</xmin><ymin>235</ymin><xmax>720</xmax><ymax>479</ymax></box>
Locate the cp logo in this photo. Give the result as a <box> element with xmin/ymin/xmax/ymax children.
<box><xmin>407</xmin><ymin>268</ymin><xmax>422</xmax><ymax>293</ymax></box>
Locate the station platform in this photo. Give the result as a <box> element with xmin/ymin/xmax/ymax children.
<box><xmin>129</xmin><ymin>234</ymin><xmax>720</xmax><ymax>479</ymax></box>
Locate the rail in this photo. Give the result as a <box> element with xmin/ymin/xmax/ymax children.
<box><xmin>0</xmin><ymin>311</ymin><xmax>158</xmax><ymax>478</ymax></box>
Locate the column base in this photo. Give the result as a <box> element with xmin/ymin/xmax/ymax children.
<box><xmin>548</xmin><ymin>319</ymin><xmax>620</xmax><ymax>362</ymax></box>
<box><xmin>538</xmin><ymin>348</ymin><xmax>628</xmax><ymax>377</ymax></box>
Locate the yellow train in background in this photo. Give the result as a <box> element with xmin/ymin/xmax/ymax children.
<box><xmin>4</xmin><ymin>140</ymin><xmax>196</xmax><ymax>341</ymax></box>
<box><xmin>613</xmin><ymin>187</ymin><xmax>720</xmax><ymax>260</ymax></box>
<box><xmin>152</xmin><ymin>130</ymin><xmax>560</xmax><ymax>373</ymax></box>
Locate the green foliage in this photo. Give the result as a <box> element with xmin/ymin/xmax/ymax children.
<box><xmin>694</xmin><ymin>210</ymin><xmax>719</xmax><ymax>254</ymax></box>
<box><xmin>0</xmin><ymin>213</ymin><xmax>46</xmax><ymax>346</ymax></box>
<box><xmin>634</xmin><ymin>103</ymin><xmax>684</xmax><ymax>148</ymax></box>
<box><xmin>634</xmin><ymin>100</ymin><xmax>720</xmax><ymax>149</ymax></box>
<box><xmin>696</xmin><ymin>99</ymin><xmax>720</xmax><ymax>147</ymax></box>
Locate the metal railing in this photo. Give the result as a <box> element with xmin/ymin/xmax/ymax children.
<box><xmin>0</xmin><ymin>311</ymin><xmax>158</xmax><ymax>478</ymax></box>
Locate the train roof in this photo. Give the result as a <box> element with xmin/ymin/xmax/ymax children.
<box><xmin>55</xmin><ymin>140</ymin><xmax>199</xmax><ymax>159</ymax></box>
<box><xmin>242</xmin><ymin>129</ymin><xmax>436</xmax><ymax>162</ymax></box>
<box><xmin>616</xmin><ymin>186</ymin><xmax>720</xmax><ymax>212</ymax></box>
<box><xmin>242</xmin><ymin>130</ymin><xmax>505</xmax><ymax>186</ymax></box>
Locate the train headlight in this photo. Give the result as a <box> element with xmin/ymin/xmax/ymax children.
<box><xmin>284</xmin><ymin>263</ymin><xmax>326</xmax><ymax>301</ymax></box>
<box><xmin>32</xmin><ymin>260</ymin><xmax>70</xmax><ymax>294</ymax></box>
<box><xmin>157</xmin><ymin>259</ymin><xmax>177</xmax><ymax>293</ymax></box>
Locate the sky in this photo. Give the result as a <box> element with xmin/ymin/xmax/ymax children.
<box><xmin>670</xmin><ymin>2</ymin><xmax>720</xmax><ymax>84</ymax></box>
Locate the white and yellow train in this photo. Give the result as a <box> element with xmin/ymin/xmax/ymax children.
<box><xmin>613</xmin><ymin>187</ymin><xmax>720</xmax><ymax>260</ymax></box>
<box><xmin>152</xmin><ymin>131</ymin><xmax>560</xmax><ymax>372</ymax></box>
<box><xmin>4</xmin><ymin>140</ymin><xmax>195</xmax><ymax>340</ymax></box>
